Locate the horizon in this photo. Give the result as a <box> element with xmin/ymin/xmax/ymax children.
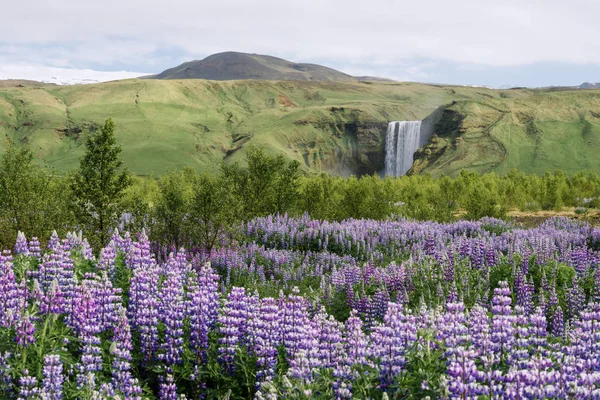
<box><xmin>2</xmin><ymin>0</ymin><xmax>600</xmax><ymax>87</ymax></box>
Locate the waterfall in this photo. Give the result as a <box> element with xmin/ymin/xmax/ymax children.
<box><xmin>384</xmin><ymin>121</ymin><xmax>423</xmax><ymax>176</ymax></box>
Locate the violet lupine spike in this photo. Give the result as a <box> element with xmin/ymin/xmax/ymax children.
<box><xmin>72</xmin><ymin>283</ymin><xmax>102</xmax><ymax>389</ymax></box>
<box><xmin>14</xmin><ymin>232</ymin><xmax>29</xmax><ymax>256</ymax></box>
<box><xmin>110</xmin><ymin>308</ymin><xmax>142</xmax><ymax>400</ymax></box>
<box><xmin>370</xmin><ymin>302</ymin><xmax>416</xmax><ymax>389</ymax></box>
<box><xmin>279</xmin><ymin>287</ymin><xmax>310</xmax><ymax>360</ymax></box>
<box><xmin>128</xmin><ymin>264</ymin><xmax>160</xmax><ymax>364</ymax></box>
<box><xmin>445</xmin><ymin>347</ymin><xmax>482</xmax><ymax>399</ymax></box>
<box><xmin>551</xmin><ymin>305</ymin><xmax>565</xmax><ymax>338</ymax></box>
<box><xmin>159</xmin><ymin>375</ymin><xmax>178</xmax><ymax>400</ymax></box>
<box><xmin>41</xmin><ymin>355</ymin><xmax>64</xmax><ymax>400</ymax></box>
<box><xmin>28</xmin><ymin>237</ymin><xmax>41</xmax><ymax>259</ymax></box>
<box><xmin>438</xmin><ymin>301</ymin><xmax>468</xmax><ymax>359</ymax></box>
<box><xmin>566</xmin><ymin>277</ymin><xmax>586</xmax><ymax>321</ymax></box>
<box><xmin>312</xmin><ymin>308</ymin><xmax>343</xmax><ymax>369</ymax></box>
<box><xmin>87</xmin><ymin>273</ymin><xmax>122</xmax><ymax>332</ymax></box>
<box><xmin>16</xmin><ymin>311</ymin><xmax>35</xmax><ymax>347</ymax></box>
<box><xmin>18</xmin><ymin>369</ymin><xmax>39</xmax><ymax>399</ymax></box>
<box><xmin>251</xmin><ymin>297</ymin><xmax>281</xmax><ymax>383</ymax></box>
<box><xmin>47</xmin><ymin>231</ymin><xmax>60</xmax><ymax>252</ymax></box>
<box><xmin>218</xmin><ymin>287</ymin><xmax>252</xmax><ymax>373</ymax></box>
<box><xmin>491</xmin><ymin>281</ymin><xmax>516</xmax><ymax>361</ymax></box>
<box><xmin>0</xmin><ymin>259</ymin><xmax>20</xmax><ymax>328</ymax></box>
<box><xmin>38</xmin><ymin>279</ymin><xmax>65</xmax><ymax>316</ymax></box>
<box><xmin>158</xmin><ymin>259</ymin><xmax>186</xmax><ymax>366</ymax></box>
<box><xmin>342</xmin><ymin>310</ymin><xmax>369</xmax><ymax>367</ymax></box>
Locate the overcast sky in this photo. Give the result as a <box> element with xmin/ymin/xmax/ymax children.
<box><xmin>2</xmin><ymin>0</ymin><xmax>599</xmax><ymax>87</ymax></box>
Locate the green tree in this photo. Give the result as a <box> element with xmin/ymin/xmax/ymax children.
<box><xmin>222</xmin><ymin>147</ymin><xmax>300</xmax><ymax>219</ymax></box>
<box><xmin>71</xmin><ymin>119</ymin><xmax>131</xmax><ymax>247</ymax></box>
<box><xmin>189</xmin><ymin>173</ymin><xmax>240</xmax><ymax>253</ymax></box>
<box><xmin>154</xmin><ymin>171</ymin><xmax>192</xmax><ymax>248</ymax></box>
<box><xmin>0</xmin><ymin>143</ymin><xmax>73</xmax><ymax>247</ymax></box>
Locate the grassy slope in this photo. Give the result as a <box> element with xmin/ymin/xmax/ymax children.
<box><xmin>1</xmin><ymin>79</ymin><xmax>599</xmax><ymax>177</ymax></box>
<box><xmin>419</xmin><ymin>90</ymin><xmax>600</xmax><ymax>177</ymax></box>
<box><xmin>0</xmin><ymin>79</ymin><xmax>503</xmax><ymax>175</ymax></box>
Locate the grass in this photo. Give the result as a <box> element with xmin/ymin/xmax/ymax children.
<box><xmin>0</xmin><ymin>78</ymin><xmax>599</xmax><ymax>176</ymax></box>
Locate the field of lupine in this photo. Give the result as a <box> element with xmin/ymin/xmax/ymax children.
<box><xmin>2</xmin><ymin>215</ymin><xmax>600</xmax><ymax>399</ymax></box>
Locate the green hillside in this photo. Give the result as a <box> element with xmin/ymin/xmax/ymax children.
<box><xmin>414</xmin><ymin>89</ymin><xmax>600</xmax><ymax>176</ymax></box>
<box><xmin>0</xmin><ymin>78</ymin><xmax>599</xmax><ymax>176</ymax></box>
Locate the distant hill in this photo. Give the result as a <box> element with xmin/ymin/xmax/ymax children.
<box><xmin>0</xmin><ymin>79</ymin><xmax>55</xmax><ymax>88</ymax></box>
<box><xmin>1</xmin><ymin>77</ymin><xmax>600</xmax><ymax>178</ymax></box>
<box><xmin>580</xmin><ymin>82</ymin><xmax>600</xmax><ymax>89</ymax></box>
<box><xmin>155</xmin><ymin>52</ymin><xmax>360</xmax><ymax>82</ymax></box>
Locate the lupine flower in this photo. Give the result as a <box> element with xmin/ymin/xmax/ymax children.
<box><xmin>111</xmin><ymin>308</ymin><xmax>142</xmax><ymax>400</ymax></box>
<box><xmin>14</xmin><ymin>232</ymin><xmax>29</xmax><ymax>256</ymax></box>
<box><xmin>41</xmin><ymin>355</ymin><xmax>64</xmax><ymax>400</ymax></box>
<box><xmin>218</xmin><ymin>287</ymin><xmax>252</xmax><ymax>373</ymax></box>
<box><xmin>251</xmin><ymin>297</ymin><xmax>281</xmax><ymax>382</ymax></box>
<box><xmin>16</xmin><ymin>312</ymin><xmax>35</xmax><ymax>346</ymax></box>
<box><xmin>158</xmin><ymin>257</ymin><xmax>186</xmax><ymax>366</ymax></box>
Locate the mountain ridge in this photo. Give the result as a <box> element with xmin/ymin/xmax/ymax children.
<box><xmin>153</xmin><ymin>51</ymin><xmax>392</xmax><ymax>82</ymax></box>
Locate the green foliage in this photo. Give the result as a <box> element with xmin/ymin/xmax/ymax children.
<box><xmin>189</xmin><ymin>173</ymin><xmax>240</xmax><ymax>253</ymax></box>
<box><xmin>153</xmin><ymin>170</ymin><xmax>193</xmax><ymax>247</ymax></box>
<box><xmin>0</xmin><ymin>143</ymin><xmax>74</xmax><ymax>247</ymax></box>
<box><xmin>71</xmin><ymin>119</ymin><xmax>131</xmax><ymax>247</ymax></box>
<box><xmin>223</xmin><ymin>147</ymin><xmax>300</xmax><ymax>219</ymax></box>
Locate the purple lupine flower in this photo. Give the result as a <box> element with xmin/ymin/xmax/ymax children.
<box><xmin>111</xmin><ymin>308</ymin><xmax>142</xmax><ymax>400</ymax></box>
<box><xmin>186</xmin><ymin>263</ymin><xmax>220</xmax><ymax>360</ymax></box>
<box><xmin>218</xmin><ymin>287</ymin><xmax>252</xmax><ymax>373</ymax></box>
<box><xmin>72</xmin><ymin>283</ymin><xmax>102</xmax><ymax>388</ymax></box>
<box><xmin>16</xmin><ymin>311</ymin><xmax>35</xmax><ymax>346</ymax></box>
<box><xmin>28</xmin><ymin>237</ymin><xmax>41</xmax><ymax>258</ymax></box>
<box><xmin>158</xmin><ymin>258</ymin><xmax>186</xmax><ymax>366</ymax></box>
<box><xmin>41</xmin><ymin>355</ymin><xmax>64</xmax><ymax>400</ymax></box>
<box><xmin>38</xmin><ymin>279</ymin><xmax>65</xmax><ymax>315</ymax></box>
<box><xmin>566</xmin><ymin>277</ymin><xmax>585</xmax><ymax>321</ymax></box>
<box><xmin>446</xmin><ymin>347</ymin><xmax>482</xmax><ymax>399</ymax></box>
<box><xmin>438</xmin><ymin>301</ymin><xmax>468</xmax><ymax>359</ymax></box>
<box><xmin>551</xmin><ymin>305</ymin><xmax>565</xmax><ymax>338</ymax></box>
<box><xmin>491</xmin><ymin>281</ymin><xmax>516</xmax><ymax>360</ymax></box>
<box><xmin>372</xmin><ymin>287</ymin><xmax>390</xmax><ymax>320</ymax></box>
<box><xmin>279</xmin><ymin>287</ymin><xmax>310</xmax><ymax>359</ymax></box>
<box><xmin>14</xmin><ymin>232</ymin><xmax>29</xmax><ymax>256</ymax></box>
<box><xmin>87</xmin><ymin>273</ymin><xmax>121</xmax><ymax>331</ymax></box>
<box><xmin>18</xmin><ymin>369</ymin><xmax>39</xmax><ymax>399</ymax></box>
<box><xmin>342</xmin><ymin>310</ymin><xmax>368</xmax><ymax>367</ymax></box>
<box><xmin>47</xmin><ymin>231</ymin><xmax>60</xmax><ymax>252</ymax></box>
<box><xmin>312</xmin><ymin>308</ymin><xmax>343</xmax><ymax>369</ymax></box>
<box><xmin>250</xmin><ymin>297</ymin><xmax>281</xmax><ymax>383</ymax></box>
<box><xmin>0</xmin><ymin>259</ymin><xmax>20</xmax><ymax>328</ymax></box>
<box><xmin>159</xmin><ymin>375</ymin><xmax>178</xmax><ymax>400</ymax></box>
<box><xmin>127</xmin><ymin>261</ymin><xmax>160</xmax><ymax>364</ymax></box>
<box><xmin>370</xmin><ymin>302</ymin><xmax>416</xmax><ymax>388</ymax></box>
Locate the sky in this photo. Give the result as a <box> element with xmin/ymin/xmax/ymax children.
<box><xmin>2</xmin><ymin>0</ymin><xmax>599</xmax><ymax>87</ymax></box>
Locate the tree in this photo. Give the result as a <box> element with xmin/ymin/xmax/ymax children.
<box><xmin>189</xmin><ymin>173</ymin><xmax>240</xmax><ymax>253</ymax></box>
<box><xmin>153</xmin><ymin>171</ymin><xmax>192</xmax><ymax>248</ymax></box>
<box><xmin>222</xmin><ymin>147</ymin><xmax>301</xmax><ymax>219</ymax></box>
<box><xmin>0</xmin><ymin>143</ymin><xmax>73</xmax><ymax>247</ymax></box>
<box><xmin>71</xmin><ymin>119</ymin><xmax>131</xmax><ymax>247</ymax></box>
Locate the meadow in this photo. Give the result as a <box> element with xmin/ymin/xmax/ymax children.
<box><xmin>1</xmin><ymin>215</ymin><xmax>600</xmax><ymax>399</ymax></box>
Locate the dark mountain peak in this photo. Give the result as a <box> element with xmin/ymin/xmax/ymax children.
<box><xmin>154</xmin><ymin>51</ymin><xmax>359</xmax><ymax>82</ymax></box>
<box><xmin>580</xmin><ymin>82</ymin><xmax>600</xmax><ymax>89</ymax></box>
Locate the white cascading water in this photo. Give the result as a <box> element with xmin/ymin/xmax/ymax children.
<box><xmin>384</xmin><ymin>121</ymin><xmax>423</xmax><ymax>176</ymax></box>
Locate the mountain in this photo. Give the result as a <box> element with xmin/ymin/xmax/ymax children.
<box><xmin>154</xmin><ymin>52</ymin><xmax>359</xmax><ymax>82</ymax></box>
<box><xmin>1</xmin><ymin>78</ymin><xmax>600</xmax><ymax>177</ymax></box>
<box><xmin>580</xmin><ymin>82</ymin><xmax>600</xmax><ymax>89</ymax></box>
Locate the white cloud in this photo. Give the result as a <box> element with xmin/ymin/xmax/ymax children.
<box><xmin>0</xmin><ymin>65</ymin><xmax>148</xmax><ymax>85</ymax></box>
<box><xmin>1</xmin><ymin>0</ymin><xmax>599</xmax><ymax>79</ymax></box>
